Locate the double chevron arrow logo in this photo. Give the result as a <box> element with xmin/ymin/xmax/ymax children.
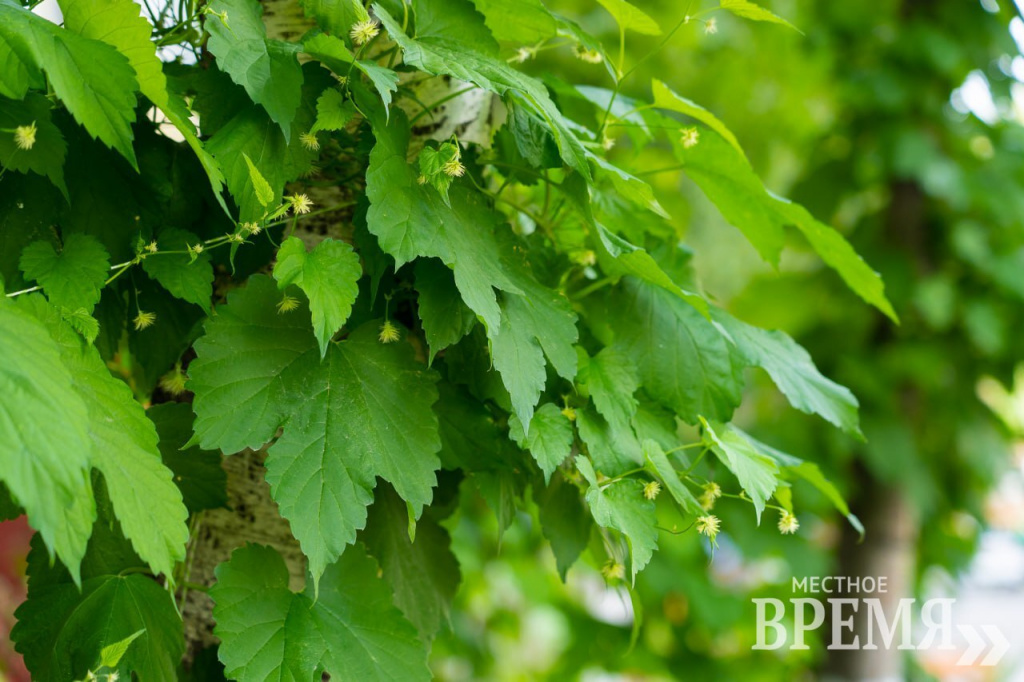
<box><xmin>957</xmin><ymin>624</ymin><xmax>1010</xmax><ymax>667</ymax></box>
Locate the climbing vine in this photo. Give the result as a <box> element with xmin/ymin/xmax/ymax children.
<box><xmin>0</xmin><ymin>0</ymin><xmax>893</xmax><ymax>678</ymax></box>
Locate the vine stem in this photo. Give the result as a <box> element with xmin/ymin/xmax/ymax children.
<box><xmin>598</xmin><ymin>467</ymin><xmax>647</xmax><ymax>488</ymax></box>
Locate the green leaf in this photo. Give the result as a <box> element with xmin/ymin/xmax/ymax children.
<box><xmin>19</xmin><ymin>233</ymin><xmax>110</xmax><ymax>313</ymax></box>
<box><xmin>588</xmin><ymin>152</ymin><xmax>669</xmax><ymax>218</ymax></box>
<box><xmin>492</xmin><ymin>274</ymin><xmax>579</xmax><ymax>430</ymax></box>
<box><xmin>314</xmin><ymin>87</ymin><xmax>355</xmax><ymax>131</ymax></box>
<box><xmin>58</xmin><ymin>0</ymin><xmax>228</xmax><ymax>210</ymax></box>
<box><xmin>0</xmin><ymin>94</ymin><xmax>67</xmax><ymax>194</ymax></box>
<box><xmin>189</xmin><ymin>276</ymin><xmax>442</xmax><ymax>583</ymax></box>
<box><xmin>0</xmin><ymin>2</ymin><xmax>139</xmax><ymax>167</ymax></box>
<box><xmin>611</xmin><ymin>278</ymin><xmax>743</xmax><ymax>424</ymax></box>
<box><xmin>597</xmin><ymin>0</ymin><xmax>661</xmax><ymax>35</ymax></box>
<box><xmin>303</xmin><ymin>33</ymin><xmax>399</xmax><ymax>113</ymax></box>
<box><xmin>719</xmin><ymin>0</ymin><xmax>801</xmax><ymax>32</ymax></box>
<box><xmin>538</xmin><ymin>473</ymin><xmax>592</xmax><ymax>580</ymax></box>
<box><xmin>299</xmin><ymin>0</ymin><xmax>368</xmax><ymax>37</ymax></box>
<box><xmin>509</xmin><ymin>402</ymin><xmax>573</xmax><ymax>481</ymax></box>
<box><xmin>57</xmin><ymin>326</ymin><xmax>189</xmax><ymax>580</ymax></box>
<box><xmin>149</xmin><ymin>402</ymin><xmax>228</xmax><ymax>514</ymax></box>
<box><xmin>642</xmin><ymin>439</ymin><xmax>701</xmax><ymax>515</ymax></box>
<box><xmin>13</xmin><ymin>525</ymin><xmax>184</xmax><ymax>682</ymax></box>
<box><xmin>582</xmin><ymin>346</ymin><xmax>639</xmax><ymax>432</ymax></box>
<box><xmin>772</xmin><ymin>196</ymin><xmax>899</xmax><ymax>322</ymax></box>
<box><xmin>576</xmin><ymin>406</ymin><xmax>642</xmax><ymax>475</ymax></box>
<box><xmin>212</xmin><ymin>544</ymin><xmax>430</xmax><ymax>682</ymax></box>
<box><xmin>713</xmin><ymin>308</ymin><xmax>861</xmax><ymax>435</ymax></box>
<box><xmin>373</xmin><ymin>3</ymin><xmax>590</xmax><ymax>180</ymax></box>
<box><xmin>700</xmin><ymin>418</ymin><xmax>780</xmax><ymax>522</ymax></box>
<box><xmin>652</xmin><ymin>79</ymin><xmax>744</xmax><ymax>157</ymax></box>
<box><xmin>365</xmin><ymin>106</ymin><xmax>521</xmax><ymax>330</ymax></box>
<box><xmin>0</xmin><ymin>300</ymin><xmax>93</xmax><ymax>580</ymax></box>
<box><xmin>206</xmin><ymin>0</ymin><xmax>304</xmax><ymax>139</ymax></box>
<box><xmin>578</xmin><ymin>455</ymin><xmax>658</xmax><ymax>581</ymax></box>
<box><xmin>243</xmin><ymin>152</ymin><xmax>275</xmax><ymax>207</ymax></box>
<box><xmin>361</xmin><ymin>484</ymin><xmax>461</xmax><ymax>639</ymax></box>
<box><xmin>60</xmin><ymin>307</ymin><xmax>100</xmax><ymax>344</ymax></box>
<box><xmin>273</xmin><ymin>237</ymin><xmax>362</xmax><ymax>357</ymax></box>
<box><xmin>142</xmin><ymin>228</ymin><xmax>215</xmax><ymax>313</ymax></box>
<box><xmin>594</xmin><ymin>223</ymin><xmax>708</xmax><ymax>315</ymax></box>
<box><xmin>415</xmin><ymin>258</ymin><xmax>477</xmax><ymax>364</ymax></box>
<box><xmin>469</xmin><ymin>0</ymin><xmax>556</xmax><ymax>43</ymax></box>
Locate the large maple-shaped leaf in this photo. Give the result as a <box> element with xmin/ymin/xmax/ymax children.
<box><xmin>611</xmin><ymin>278</ymin><xmax>743</xmax><ymax>424</ymax></box>
<box><xmin>205</xmin><ymin>0</ymin><xmax>304</xmax><ymax>139</ymax></box>
<box><xmin>212</xmin><ymin>544</ymin><xmax>429</xmax><ymax>682</ymax></box>
<box><xmin>189</xmin><ymin>276</ymin><xmax>442</xmax><ymax>583</ymax></box>
<box><xmin>19</xmin><ymin>233</ymin><xmax>109</xmax><ymax>313</ymax></box>
<box><xmin>273</xmin><ymin>236</ymin><xmax>361</xmax><ymax>358</ymax></box>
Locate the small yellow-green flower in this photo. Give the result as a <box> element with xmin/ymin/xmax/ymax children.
<box><xmin>696</xmin><ymin>515</ymin><xmax>721</xmax><ymax>541</ymax></box>
<box><xmin>14</xmin><ymin>121</ymin><xmax>36</xmax><ymax>150</ymax></box>
<box><xmin>778</xmin><ymin>511</ymin><xmax>800</xmax><ymax>535</ymax></box>
<box><xmin>277</xmin><ymin>294</ymin><xmax>300</xmax><ymax>314</ymax></box>
<box><xmin>300</xmin><ymin>131</ymin><xmax>320</xmax><ymax>151</ymax></box>
<box><xmin>442</xmin><ymin>157</ymin><xmax>466</xmax><ymax>178</ymax></box>
<box><xmin>159</xmin><ymin>365</ymin><xmax>188</xmax><ymax>396</ymax></box>
<box><xmin>704</xmin><ymin>17</ymin><xmax>718</xmax><ymax>35</ymax></box>
<box><xmin>561</xmin><ymin>406</ymin><xmax>577</xmax><ymax>422</ymax></box>
<box><xmin>643</xmin><ymin>480</ymin><xmax>662</xmax><ymax>501</ymax></box>
<box><xmin>133</xmin><ymin>310</ymin><xmax>157</xmax><ymax>330</ymax></box>
<box><xmin>350</xmin><ymin>18</ymin><xmax>380</xmax><ymax>46</ymax></box>
<box><xmin>574</xmin><ymin>45</ymin><xmax>603</xmax><ymax>64</ymax></box>
<box><xmin>379</xmin><ymin>319</ymin><xmax>401</xmax><ymax>343</ymax></box>
<box><xmin>601</xmin><ymin>561</ymin><xmax>625</xmax><ymax>581</ymax></box>
<box><xmin>681</xmin><ymin>127</ymin><xmax>700</xmax><ymax>149</ymax></box>
<box><xmin>288</xmin><ymin>193</ymin><xmax>313</xmax><ymax>215</ymax></box>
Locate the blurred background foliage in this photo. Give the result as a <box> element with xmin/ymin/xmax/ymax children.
<box><xmin>427</xmin><ymin>0</ymin><xmax>1024</xmax><ymax>679</ymax></box>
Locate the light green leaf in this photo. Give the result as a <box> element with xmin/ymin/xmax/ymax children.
<box><xmin>299</xmin><ymin>0</ymin><xmax>368</xmax><ymax>37</ymax></box>
<box><xmin>0</xmin><ymin>301</ymin><xmax>93</xmax><ymax>581</ymax></box>
<box><xmin>189</xmin><ymin>277</ymin><xmax>442</xmax><ymax>584</ymax></box>
<box><xmin>142</xmin><ymin>228</ymin><xmax>215</xmax><ymax>313</ymax></box>
<box><xmin>20</xmin><ymin>233</ymin><xmax>109</xmax><ymax>313</ymax></box>
<box><xmin>273</xmin><ymin>237</ymin><xmax>362</xmax><ymax>357</ymax></box>
<box><xmin>212</xmin><ymin>544</ymin><xmax>430</xmax><ymax>682</ymax></box>
<box><xmin>303</xmin><ymin>33</ymin><xmax>399</xmax><ymax>113</ymax></box>
<box><xmin>314</xmin><ymin>88</ymin><xmax>355</xmax><ymax>131</ymax></box>
<box><xmin>99</xmin><ymin>629</ymin><xmax>145</xmax><ymax>669</ymax></box>
<box><xmin>588</xmin><ymin>151</ymin><xmax>668</xmax><ymax>218</ymax></box>
<box><xmin>597</xmin><ymin>0</ymin><xmax>661</xmax><ymax>34</ymax></box>
<box><xmin>243</xmin><ymin>152</ymin><xmax>275</xmax><ymax>207</ymax></box>
<box><xmin>713</xmin><ymin>308</ymin><xmax>861</xmax><ymax>435</ymax></box>
<box><xmin>469</xmin><ymin>0</ymin><xmax>556</xmax><ymax>43</ymax></box>
<box><xmin>700</xmin><ymin>418</ymin><xmax>780</xmax><ymax>522</ymax></box>
<box><xmin>60</xmin><ymin>307</ymin><xmax>99</xmax><ymax>344</ymax></box>
<box><xmin>612</xmin><ymin>278</ymin><xmax>743</xmax><ymax>423</ymax></box>
<box><xmin>57</xmin><ymin>327</ymin><xmax>189</xmax><ymax>580</ymax></box>
<box><xmin>361</xmin><ymin>484</ymin><xmax>461</xmax><ymax>640</ymax></box>
<box><xmin>509</xmin><ymin>402</ymin><xmax>573</xmax><ymax>481</ymax></box>
<box><xmin>0</xmin><ymin>2</ymin><xmax>139</xmax><ymax>167</ymax></box>
<box><xmin>206</xmin><ymin>0</ymin><xmax>304</xmax><ymax>138</ymax></box>
<box><xmin>415</xmin><ymin>258</ymin><xmax>477</xmax><ymax>364</ymax></box>
<box><xmin>374</xmin><ymin>3</ymin><xmax>590</xmax><ymax>180</ymax></box>
<box><xmin>578</xmin><ymin>455</ymin><xmax>658</xmax><ymax>581</ymax></box>
<box><xmin>583</xmin><ymin>346</ymin><xmax>639</xmax><ymax>432</ymax></box>
<box><xmin>720</xmin><ymin>0</ymin><xmax>801</xmax><ymax>32</ymax></box>
<box><xmin>642</xmin><ymin>439</ymin><xmax>702</xmax><ymax>515</ymax></box>
<box><xmin>652</xmin><ymin>79</ymin><xmax>744</xmax><ymax>157</ymax></box>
